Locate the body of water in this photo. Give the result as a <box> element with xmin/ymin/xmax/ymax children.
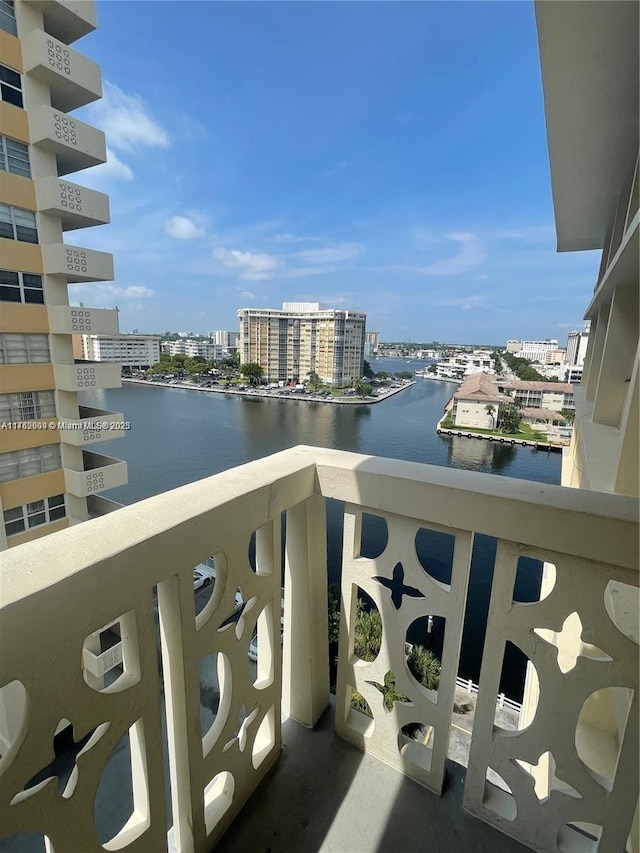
<box><xmin>82</xmin><ymin>359</ymin><xmax>561</xmax><ymax>698</ymax></box>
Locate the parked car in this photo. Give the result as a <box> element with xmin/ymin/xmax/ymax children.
<box><xmin>193</xmin><ymin>567</ymin><xmax>214</xmax><ymax>591</ymax></box>
<box><xmin>248</xmin><ymin>617</ymin><xmax>284</xmax><ymax>662</ymax></box>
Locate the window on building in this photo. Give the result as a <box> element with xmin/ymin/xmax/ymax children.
<box><xmin>0</xmin><ymin>269</ymin><xmax>44</xmax><ymax>304</ymax></box>
<box><xmin>0</xmin><ymin>135</ymin><xmax>30</xmax><ymax>177</ymax></box>
<box><xmin>0</xmin><ymin>0</ymin><xmax>16</xmax><ymax>36</ymax></box>
<box><xmin>0</xmin><ymin>390</ymin><xmax>56</xmax><ymax>423</ymax></box>
<box><xmin>0</xmin><ymin>333</ymin><xmax>50</xmax><ymax>363</ymax></box>
<box><xmin>0</xmin><ymin>444</ymin><xmax>62</xmax><ymax>483</ymax></box>
<box><xmin>0</xmin><ymin>63</ymin><xmax>22</xmax><ymax>108</ymax></box>
<box><xmin>0</xmin><ymin>204</ymin><xmax>37</xmax><ymax>242</ymax></box>
<box><xmin>3</xmin><ymin>494</ymin><xmax>66</xmax><ymax>537</ymax></box>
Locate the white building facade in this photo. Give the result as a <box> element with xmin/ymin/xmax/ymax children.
<box><xmin>82</xmin><ymin>334</ymin><xmax>160</xmax><ymax>369</ymax></box>
<box><xmin>211</xmin><ymin>329</ymin><xmax>239</xmax><ymax>348</ymax></box>
<box><xmin>514</xmin><ymin>339</ymin><xmax>559</xmax><ymax>361</ymax></box>
<box><xmin>565</xmin><ymin>328</ymin><xmax>590</xmax><ymax>366</ymax></box>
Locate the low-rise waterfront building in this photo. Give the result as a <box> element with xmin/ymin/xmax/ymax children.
<box><xmin>80</xmin><ymin>333</ymin><xmax>160</xmax><ymax>371</ymax></box>
<box><xmin>161</xmin><ymin>338</ymin><xmax>229</xmax><ymax>361</ymax></box>
<box><xmin>519</xmin><ymin>406</ymin><xmax>568</xmax><ymax>434</ymax></box>
<box><xmin>450</xmin><ymin>372</ymin><xmax>509</xmax><ymax>428</ymax></box>
<box><xmin>435</xmin><ymin>351</ymin><xmax>495</xmax><ymax>380</ymax></box>
<box><xmin>507</xmin><ymin>380</ymin><xmax>574</xmax><ymax>412</ymax></box>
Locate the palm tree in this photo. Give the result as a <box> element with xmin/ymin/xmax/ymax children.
<box><xmin>241</xmin><ymin>363</ymin><xmax>264</xmax><ymax>386</ymax></box>
<box><xmin>354</xmin><ymin>600</ymin><xmax>382</xmax><ymax>661</ymax></box>
<box><xmin>306</xmin><ymin>370</ymin><xmax>321</xmax><ymax>391</ymax></box>
<box><xmin>485</xmin><ymin>403</ymin><xmax>496</xmax><ymax>427</ymax></box>
<box><xmin>406</xmin><ymin>645</ymin><xmax>441</xmax><ymax>691</ymax></box>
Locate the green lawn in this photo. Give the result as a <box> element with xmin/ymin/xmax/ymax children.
<box><xmin>440</xmin><ymin>422</ymin><xmax>548</xmax><ymax>443</ymax></box>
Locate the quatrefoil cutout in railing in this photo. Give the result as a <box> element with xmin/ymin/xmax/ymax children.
<box><xmin>374</xmin><ymin>562</ymin><xmax>424</xmax><ymax>610</ymax></box>
<box><xmin>515</xmin><ymin>751</ymin><xmax>582</xmax><ymax>802</ymax></box>
<box><xmin>11</xmin><ymin>720</ymin><xmax>109</xmax><ymax>804</ymax></box>
<box><xmin>533</xmin><ymin>612</ymin><xmax>612</xmax><ymax>674</ymax></box>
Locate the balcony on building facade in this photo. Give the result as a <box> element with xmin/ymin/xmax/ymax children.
<box><xmin>47</xmin><ymin>305</ymin><xmax>118</xmax><ymax>336</ymax></box>
<box><xmin>0</xmin><ymin>447</ymin><xmax>636</xmax><ymax>853</ymax></box>
<box><xmin>58</xmin><ymin>405</ymin><xmax>125</xmax><ymax>447</ymax></box>
<box><xmin>53</xmin><ymin>360</ymin><xmax>121</xmax><ymax>391</ymax></box>
<box><xmin>21</xmin><ymin>28</ymin><xmax>102</xmax><ymax>112</ymax></box>
<box><xmin>23</xmin><ymin>0</ymin><xmax>97</xmax><ymax>45</ymax></box>
<box><xmin>29</xmin><ymin>105</ymin><xmax>106</xmax><ymax>175</ymax></box>
<box><xmin>86</xmin><ymin>493</ymin><xmax>124</xmax><ymax>517</ymax></box>
<box><xmin>36</xmin><ymin>176</ymin><xmax>109</xmax><ymax>231</ymax></box>
<box><xmin>64</xmin><ymin>448</ymin><xmax>128</xmax><ymax>497</ymax></box>
<box><xmin>43</xmin><ymin>242</ymin><xmax>114</xmax><ymax>283</ymax></box>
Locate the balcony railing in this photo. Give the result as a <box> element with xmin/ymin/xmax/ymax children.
<box><xmin>29</xmin><ymin>105</ymin><xmax>106</xmax><ymax>175</ymax></box>
<box><xmin>53</xmin><ymin>361</ymin><xmax>121</xmax><ymax>391</ymax></box>
<box><xmin>48</xmin><ymin>305</ymin><xmax>118</xmax><ymax>335</ymax></box>
<box><xmin>0</xmin><ymin>447</ymin><xmax>637</xmax><ymax>853</ymax></box>
<box><xmin>22</xmin><ymin>28</ymin><xmax>102</xmax><ymax>112</ymax></box>
<box><xmin>58</xmin><ymin>405</ymin><xmax>125</xmax><ymax>446</ymax></box>
<box><xmin>36</xmin><ymin>176</ymin><xmax>110</xmax><ymax>230</ymax></box>
<box><xmin>43</xmin><ymin>243</ymin><xmax>114</xmax><ymax>283</ymax></box>
<box><xmin>23</xmin><ymin>0</ymin><xmax>97</xmax><ymax>45</ymax></box>
<box><xmin>64</xmin><ymin>448</ymin><xmax>128</xmax><ymax>496</ymax></box>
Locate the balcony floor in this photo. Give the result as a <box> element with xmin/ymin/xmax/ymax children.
<box><xmin>217</xmin><ymin>700</ymin><xmax>529</xmax><ymax>853</ymax></box>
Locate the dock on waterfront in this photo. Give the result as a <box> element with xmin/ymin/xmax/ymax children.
<box><xmin>122</xmin><ymin>377</ymin><xmax>415</xmax><ymax>405</ymax></box>
<box><xmin>436</xmin><ymin>423</ymin><xmax>565</xmax><ymax>452</ymax></box>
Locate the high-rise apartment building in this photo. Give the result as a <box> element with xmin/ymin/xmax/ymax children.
<box><xmin>238</xmin><ymin>302</ymin><xmax>366</xmax><ymax>386</ymax></box>
<box><xmin>211</xmin><ymin>329</ymin><xmax>239</xmax><ymax>348</ymax></box>
<box><xmin>565</xmin><ymin>328</ymin><xmax>589</xmax><ymax>367</ymax></box>
<box><xmin>0</xmin><ymin>0</ymin><xmax>127</xmax><ymax>550</ymax></box>
<box><xmin>364</xmin><ymin>330</ymin><xmax>380</xmax><ymax>358</ymax></box>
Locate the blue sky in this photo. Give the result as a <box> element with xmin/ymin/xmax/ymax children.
<box><xmin>70</xmin><ymin>1</ymin><xmax>599</xmax><ymax>344</ymax></box>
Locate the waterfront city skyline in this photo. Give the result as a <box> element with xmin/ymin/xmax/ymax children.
<box><xmin>70</xmin><ymin>1</ymin><xmax>600</xmax><ymax>342</ymax></box>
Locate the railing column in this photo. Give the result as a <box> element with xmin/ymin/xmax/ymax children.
<box><xmin>282</xmin><ymin>494</ymin><xmax>330</xmax><ymax>727</ymax></box>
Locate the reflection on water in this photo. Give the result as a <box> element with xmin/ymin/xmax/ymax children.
<box><xmin>446</xmin><ymin>435</ymin><xmax>517</xmax><ymax>471</ymax></box>
<box><xmin>239</xmin><ymin>395</ymin><xmax>371</xmax><ymax>454</ymax></box>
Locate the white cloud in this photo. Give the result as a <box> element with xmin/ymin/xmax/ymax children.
<box><xmin>88</xmin><ymin>82</ymin><xmax>170</xmax><ymax>153</ymax></box>
<box><xmin>293</xmin><ymin>242</ymin><xmax>364</xmax><ymax>266</ymax></box>
<box><xmin>212</xmin><ymin>248</ymin><xmax>279</xmax><ymax>280</ymax></box>
<box><xmin>69</xmin><ymin>283</ymin><xmax>155</xmax><ymax>307</ymax></box>
<box><xmin>272</xmin><ymin>233</ymin><xmax>323</xmax><ymax>244</ymax></box>
<box><xmin>91</xmin><ymin>147</ymin><xmax>134</xmax><ymax>181</ymax></box>
<box><xmin>122</xmin><ymin>285</ymin><xmax>155</xmax><ymax>298</ymax></box>
<box><xmin>240</xmin><ymin>290</ymin><xmax>256</xmax><ymax>300</ymax></box>
<box><xmin>495</xmin><ymin>226</ymin><xmax>555</xmax><ymax>243</ymax></box>
<box><xmin>435</xmin><ymin>295</ymin><xmax>486</xmax><ymax>311</ymax></box>
<box><xmin>283</xmin><ymin>266</ymin><xmax>330</xmax><ymax>278</ymax></box>
<box><xmin>421</xmin><ymin>232</ymin><xmax>486</xmax><ymax>276</ymax></box>
<box><xmin>166</xmin><ymin>215</ymin><xmax>205</xmax><ymax>240</ymax></box>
